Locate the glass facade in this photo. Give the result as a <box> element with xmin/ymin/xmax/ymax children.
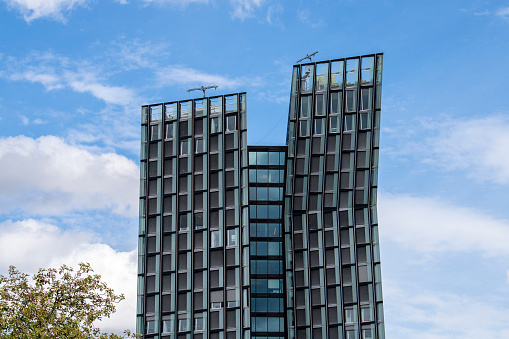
<box><xmin>248</xmin><ymin>147</ymin><xmax>287</xmax><ymax>339</ymax></box>
<box><xmin>139</xmin><ymin>94</ymin><xmax>251</xmax><ymax>339</ymax></box>
<box><xmin>138</xmin><ymin>54</ymin><xmax>384</xmax><ymax>339</ymax></box>
<box><xmin>285</xmin><ymin>54</ymin><xmax>384</xmax><ymax>339</ymax></box>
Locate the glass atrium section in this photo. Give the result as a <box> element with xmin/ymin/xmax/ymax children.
<box><xmin>139</xmin><ymin>93</ymin><xmax>251</xmax><ymax>339</ymax></box>
<box><xmin>248</xmin><ymin>147</ymin><xmax>287</xmax><ymax>339</ymax></box>
<box><xmin>285</xmin><ymin>54</ymin><xmax>384</xmax><ymax>339</ymax></box>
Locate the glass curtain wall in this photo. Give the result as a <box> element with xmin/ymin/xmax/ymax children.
<box><xmin>139</xmin><ymin>93</ymin><xmax>251</xmax><ymax>339</ymax></box>
<box><xmin>248</xmin><ymin>147</ymin><xmax>287</xmax><ymax>339</ymax></box>
<box><xmin>285</xmin><ymin>54</ymin><xmax>384</xmax><ymax>339</ymax></box>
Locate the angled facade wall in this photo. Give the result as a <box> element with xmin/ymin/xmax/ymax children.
<box><xmin>284</xmin><ymin>54</ymin><xmax>384</xmax><ymax>339</ymax></box>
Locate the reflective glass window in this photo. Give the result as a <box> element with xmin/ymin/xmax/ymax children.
<box><xmin>210</xmin><ymin>117</ymin><xmax>221</xmax><ymax>133</ymax></box>
<box><xmin>330</xmin><ymin>116</ymin><xmax>341</xmax><ymax>133</ymax></box>
<box><xmin>346</xmin><ymin>90</ymin><xmax>357</xmax><ymax>112</ymax></box>
<box><xmin>315</xmin><ymin>94</ymin><xmax>326</xmax><ymax>116</ymax></box>
<box><xmin>344</xmin><ymin>115</ymin><xmax>356</xmax><ymax>132</ymax></box>
<box><xmin>180</xmin><ymin>140</ymin><xmax>190</xmax><ymax>155</ymax></box>
<box><xmin>361</xmin><ymin>88</ymin><xmax>373</xmax><ymax>111</ymax></box>
<box><xmin>226</xmin><ymin>115</ymin><xmax>237</xmax><ymax>132</ymax></box>
<box><xmin>300</xmin><ymin>120</ymin><xmax>310</xmax><ymax>137</ymax></box>
<box><xmin>346</xmin><ymin>59</ymin><xmax>359</xmax><ymax>87</ymax></box>
<box><xmin>331</xmin><ymin>61</ymin><xmax>344</xmax><ymax>89</ymax></box>
<box><xmin>330</xmin><ymin>92</ymin><xmax>342</xmax><ymax>115</ymax></box>
<box><xmin>165</xmin><ymin>123</ymin><xmax>174</xmax><ymax>139</ymax></box>
<box><xmin>314</xmin><ymin>119</ymin><xmax>325</xmax><ymax>135</ymax></box>
<box><xmin>165</xmin><ymin>103</ymin><xmax>177</xmax><ymax>120</ymax></box>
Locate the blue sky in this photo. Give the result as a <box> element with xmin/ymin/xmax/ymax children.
<box><xmin>1</xmin><ymin>0</ymin><xmax>509</xmax><ymax>337</ymax></box>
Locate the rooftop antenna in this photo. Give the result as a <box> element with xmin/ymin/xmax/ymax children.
<box><xmin>296</xmin><ymin>51</ymin><xmax>319</xmax><ymax>63</ymax></box>
<box><xmin>187</xmin><ymin>85</ymin><xmax>218</xmax><ymax>98</ymax></box>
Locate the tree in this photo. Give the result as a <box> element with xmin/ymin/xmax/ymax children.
<box><xmin>0</xmin><ymin>262</ymin><xmax>139</xmax><ymax>339</ymax></box>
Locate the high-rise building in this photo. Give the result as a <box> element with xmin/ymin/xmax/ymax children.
<box><xmin>137</xmin><ymin>53</ymin><xmax>385</xmax><ymax>339</ymax></box>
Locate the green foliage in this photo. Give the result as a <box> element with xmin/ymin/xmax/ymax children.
<box><xmin>0</xmin><ymin>262</ymin><xmax>140</xmax><ymax>339</ymax></box>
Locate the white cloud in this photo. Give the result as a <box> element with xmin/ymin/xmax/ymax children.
<box><xmin>389</xmin><ymin>115</ymin><xmax>509</xmax><ymax>184</ymax></box>
<box><xmin>424</xmin><ymin>115</ymin><xmax>509</xmax><ymax>183</ymax></box>
<box><xmin>496</xmin><ymin>7</ymin><xmax>509</xmax><ymax>19</ymax></box>
<box><xmin>0</xmin><ymin>218</ymin><xmax>137</xmax><ymax>334</ymax></box>
<box><xmin>10</xmin><ymin>69</ymin><xmax>64</xmax><ymax>90</ymax></box>
<box><xmin>19</xmin><ymin>114</ymin><xmax>46</xmax><ymax>126</ymax></box>
<box><xmin>3</xmin><ymin>52</ymin><xmax>138</xmax><ymax>106</ymax></box>
<box><xmin>229</xmin><ymin>0</ymin><xmax>264</xmax><ymax>20</ymax></box>
<box><xmin>20</xmin><ymin>115</ymin><xmax>29</xmax><ymax>125</ymax></box>
<box><xmin>379</xmin><ymin>193</ymin><xmax>509</xmax><ymax>255</ymax></box>
<box><xmin>297</xmin><ymin>8</ymin><xmax>326</xmax><ymax>28</ymax></box>
<box><xmin>2</xmin><ymin>0</ymin><xmax>88</xmax><ymax>23</ymax></box>
<box><xmin>0</xmin><ymin>135</ymin><xmax>139</xmax><ymax>217</ymax></box>
<box><xmin>266</xmin><ymin>3</ymin><xmax>284</xmax><ymax>27</ymax></box>
<box><xmin>67</xmin><ymin>77</ymin><xmax>135</xmax><ymax>106</ymax></box>
<box><xmin>384</xmin><ymin>281</ymin><xmax>509</xmax><ymax>339</ymax></box>
<box><xmin>111</xmin><ymin>39</ymin><xmax>170</xmax><ymax>71</ymax></box>
<box><xmin>156</xmin><ymin>65</ymin><xmax>246</xmax><ymax>89</ymax></box>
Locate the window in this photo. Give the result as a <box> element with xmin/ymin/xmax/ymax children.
<box><xmin>361</xmin><ymin>306</ymin><xmax>373</xmax><ymax>322</ymax></box>
<box><xmin>150</xmin><ymin>125</ymin><xmax>160</xmax><ymax>141</ymax></box>
<box><xmin>146</xmin><ymin>320</ymin><xmax>157</xmax><ymax>334</ymax></box>
<box><xmin>179</xmin><ymin>214</ymin><xmax>189</xmax><ymax>231</ymax></box>
<box><xmin>195</xmin><ymin>99</ymin><xmax>204</xmax><ymax>116</ymax></box>
<box><xmin>225</xmin><ymin>95</ymin><xmax>237</xmax><ymax>112</ymax></box>
<box><xmin>180</xmin><ymin>140</ymin><xmax>189</xmax><ymax>155</ymax></box>
<box><xmin>165</xmin><ymin>123</ymin><xmax>174</xmax><ymax>139</ymax></box>
<box><xmin>315</xmin><ymin>94</ymin><xmax>326</xmax><ymax>116</ymax></box>
<box><xmin>314</xmin><ymin>119</ymin><xmax>325</xmax><ymax>135</ymax></box>
<box><xmin>330</xmin><ymin>60</ymin><xmax>343</xmax><ymax>89</ymax></box>
<box><xmin>346</xmin><ymin>90</ymin><xmax>357</xmax><ymax>112</ymax></box>
<box><xmin>165</xmin><ymin>103</ymin><xmax>176</xmax><ymax>120</ymax></box>
<box><xmin>162</xmin><ymin>319</ymin><xmax>174</xmax><ymax>333</ymax></box>
<box><xmin>299</xmin><ymin>120</ymin><xmax>310</xmax><ymax>137</ymax></box>
<box><xmin>226</xmin><ymin>115</ymin><xmax>237</xmax><ymax>132</ymax></box>
<box><xmin>227</xmin><ymin>301</ymin><xmax>239</xmax><ymax>308</ymax></box>
<box><xmin>330</xmin><ymin>92</ymin><xmax>342</xmax><ymax>115</ymax></box>
<box><xmin>227</xmin><ymin>229</ymin><xmax>237</xmax><ymax>247</ymax></box>
<box><xmin>195</xmin><ymin>139</ymin><xmax>204</xmax><ymax>153</ymax></box>
<box><xmin>210</xmin><ymin>97</ymin><xmax>221</xmax><ymax>114</ymax></box>
<box><xmin>362</xmin><ymin>329</ymin><xmax>373</xmax><ymax>339</ymax></box>
<box><xmin>345</xmin><ymin>308</ymin><xmax>357</xmax><ymax>323</ymax></box>
<box><xmin>330</xmin><ymin>116</ymin><xmax>340</xmax><ymax>133</ymax></box>
<box><xmin>361</xmin><ymin>56</ymin><xmax>374</xmax><ymax>85</ymax></box>
<box><xmin>301</xmin><ymin>65</ymin><xmax>314</xmax><ymax>92</ymax></box>
<box><xmin>360</xmin><ymin>112</ymin><xmax>371</xmax><ymax>130</ymax></box>
<box><xmin>194</xmin><ymin>318</ymin><xmax>204</xmax><ymax>331</ymax></box>
<box><xmin>361</xmin><ymin>88</ymin><xmax>372</xmax><ymax>111</ymax></box>
<box><xmin>194</xmin><ymin>212</ymin><xmax>204</xmax><ymax>229</ymax></box>
<box><xmin>180</xmin><ymin>102</ymin><xmax>189</xmax><ymax>119</ymax></box>
<box><xmin>150</xmin><ymin>105</ymin><xmax>162</xmax><ymax>121</ymax></box>
<box><xmin>211</xmin><ymin>230</ymin><xmax>222</xmax><ymax>248</ymax></box>
<box><xmin>178</xmin><ymin>319</ymin><xmax>189</xmax><ymax>332</ymax></box>
<box><xmin>210</xmin><ymin>117</ymin><xmax>220</xmax><ymax>133</ymax></box>
<box><xmin>301</xmin><ymin>96</ymin><xmax>312</xmax><ymax>118</ymax></box>
<box><xmin>211</xmin><ymin>302</ymin><xmax>223</xmax><ymax>309</ymax></box>
<box><xmin>346</xmin><ymin>330</ymin><xmax>356</xmax><ymax>339</ymax></box>
<box><xmin>344</xmin><ymin>115</ymin><xmax>356</xmax><ymax>132</ymax></box>
<box><xmin>346</xmin><ymin>58</ymin><xmax>358</xmax><ymax>87</ymax></box>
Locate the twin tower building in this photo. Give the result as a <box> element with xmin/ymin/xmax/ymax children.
<box><xmin>137</xmin><ymin>54</ymin><xmax>385</xmax><ymax>339</ymax></box>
